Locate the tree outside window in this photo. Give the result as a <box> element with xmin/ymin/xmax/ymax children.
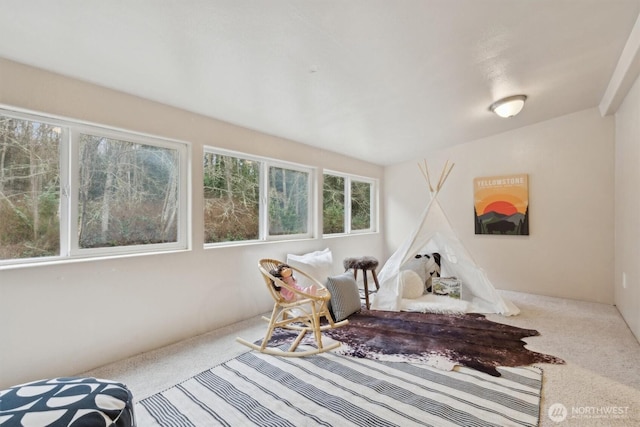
<box><xmin>0</xmin><ymin>116</ymin><xmax>61</xmax><ymax>260</ymax></box>
<box><xmin>203</xmin><ymin>150</ymin><xmax>313</xmax><ymax>244</ymax></box>
<box><xmin>322</xmin><ymin>174</ymin><xmax>345</xmax><ymax>234</ymax></box>
<box><xmin>203</xmin><ymin>153</ymin><xmax>259</xmax><ymax>243</ymax></box>
<box><xmin>351</xmin><ymin>180</ymin><xmax>372</xmax><ymax>231</ymax></box>
<box><xmin>323</xmin><ymin>172</ymin><xmax>375</xmax><ymax>235</ymax></box>
<box><xmin>268</xmin><ymin>166</ymin><xmax>308</xmax><ymax>236</ymax></box>
<box><xmin>78</xmin><ymin>135</ymin><xmax>180</xmax><ymax>248</ymax></box>
<box><xmin>0</xmin><ymin>110</ymin><xmax>188</xmax><ymax>265</ymax></box>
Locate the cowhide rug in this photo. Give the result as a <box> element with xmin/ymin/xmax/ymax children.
<box><xmin>266</xmin><ymin>310</ymin><xmax>564</xmax><ymax>377</ymax></box>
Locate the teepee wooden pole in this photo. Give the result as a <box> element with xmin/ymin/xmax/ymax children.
<box><xmin>419</xmin><ymin>160</ymin><xmax>455</xmax><ymax>193</ymax></box>
<box><xmin>418</xmin><ymin>161</ymin><xmax>428</xmax><ymax>183</ymax></box>
<box><xmin>424</xmin><ymin>159</ymin><xmax>433</xmax><ymax>192</ymax></box>
<box><xmin>436</xmin><ymin>160</ymin><xmax>449</xmax><ymax>191</ymax></box>
<box><xmin>439</xmin><ymin>162</ymin><xmax>455</xmax><ymax>190</ymax></box>
<box><xmin>418</xmin><ymin>160</ymin><xmax>434</xmax><ymax>193</ymax></box>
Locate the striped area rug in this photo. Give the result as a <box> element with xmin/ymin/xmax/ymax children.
<box><xmin>136</xmin><ymin>347</ymin><xmax>542</xmax><ymax>427</ymax></box>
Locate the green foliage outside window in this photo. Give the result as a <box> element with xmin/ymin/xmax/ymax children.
<box><xmin>268</xmin><ymin>166</ymin><xmax>308</xmax><ymax>236</ymax></box>
<box><xmin>323</xmin><ymin>173</ymin><xmax>373</xmax><ymax>234</ymax></box>
<box><xmin>323</xmin><ymin>174</ymin><xmax>345</xmax><ymax>234</ymax></box>
<box><xmin>351</xmin><ymin>180</ymin><xmax>372</xmax><ymax>231</ymax></box>
<box><xmin>203</xmin><ymin>154</ymin><xmax>310</xmax><ymax>242</ymax></box>
<box><xmin>1</xmin><ymin>111</ymin><xmax>187</xmax><ymax>263</ymax></box>
<box><xmin>78</xmin><ymin>135</ymin><xmax>179</xmax><ymax>248</ymax></box>
<box><xmin>203</xmin><ymin>153</ymin><xmax>260</xmax><ymax>243</ymax></box>
<box><xmin>0</xmin><ymin>116</ymin><xmax>61</xmax><ymax>260</ymax></box>
<box><xmin>2</xmin><ymin>109</ymin><xmax>373</xmax><ymax>261</ymax></box>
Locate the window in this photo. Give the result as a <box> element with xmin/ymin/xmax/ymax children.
<box><xmin>204</xmin><ymin>149</ymin><xmax>313</xmax><ymax>244</ymax></box>
<box><xmin>0</xmin><ymin>116</ymin><xmax>61</xmax><ymax>260</ymax></box>
<box><xmin>323</xmin><ymin>174</ymin><xmax>345</xmax><ymax>234</ymax></box>
<box><xmin>203</xmin><ymin>152</ymin><xmax>259</xmax><ymax>243</ymax></box>
<box><xmin>0</xmin><ymin>108</ymin><xmax>189</xmax><ymax>265</ymax></box>
<box><xmin>323</xmin><ymin>171</ymin><xmax>376</xmax><ymax>235</ymax></box>
<box><xmin>76</xmin><ymin>133</ymin><xmax>181</xmax><ymax>249</ymax></box>
<box><xmin>350</xmin><ymin>179</ymin><xmax>372</xmax><ymax>231</ymax></box>
<box><xmin>268</xmin><ymin>165</ymin><xmax>309</xmax><ymax>236</ymax></box>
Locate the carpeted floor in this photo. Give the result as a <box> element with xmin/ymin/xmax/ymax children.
<box><xmin>81</xmin><ymin>290</ymin><xmax>640</xmax><ymax>426</ymax></box>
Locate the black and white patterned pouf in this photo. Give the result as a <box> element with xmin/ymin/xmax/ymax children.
<box><xmin>0</xmin><ymin>377</ymin><xmax>135</xmax><ymax>427</ymax></box>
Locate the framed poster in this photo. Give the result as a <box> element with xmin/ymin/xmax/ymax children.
<box><xmin>474</xmin><ymin>174</ymin><xmax>529</xmax><ymax>235</ymax></box>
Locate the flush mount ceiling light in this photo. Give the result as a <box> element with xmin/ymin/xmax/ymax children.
<box><xmin>489</xmin><ymin>95</ymin><xmax>527</xmax><ymax>118</ymax></box>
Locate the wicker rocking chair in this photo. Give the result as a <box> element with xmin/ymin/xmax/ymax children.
<box><xmin>237</xmin><ymin>258</ymin><xmax>348</xmax><ymax>357</ymax></box>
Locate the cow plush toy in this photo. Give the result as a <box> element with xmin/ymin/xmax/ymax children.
<box><xmin>401</xmin><ymin>252</ymin><xmax>441</xmax><ymax>293</ymax></box>
<box><xmin>424</xmin><ymin>253</ymin><xmax>441</xmax><ymax>292</ymax></box>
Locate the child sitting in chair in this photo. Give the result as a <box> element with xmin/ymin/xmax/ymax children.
<box><xmin>270</xmin><ymin>263</ymin><xmax>318</xmax><ymax>301</ymax></box>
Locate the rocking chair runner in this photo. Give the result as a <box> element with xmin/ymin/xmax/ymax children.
<box><xmin>236</xmin><ymin>259</ymin><xmax>348</xmax><ymax>357</ymax></box>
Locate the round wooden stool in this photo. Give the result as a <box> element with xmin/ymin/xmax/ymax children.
<box><xmin>343</xmin><ymin>256</ymin><xmax>380</xmax><ymax>309</ymax></box>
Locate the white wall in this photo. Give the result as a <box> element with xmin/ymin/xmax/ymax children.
<box><xmin>384</xmin><ymin>108</ymin><xmax>615</xmax><ymax>304</ymax></box>
<box><xmin>614</xmin><ymin>73</ymin><xmax>640</xmax><ymax>340</ymax></box>
<box><xmin>0</xmin><ymin>59</ymin><xmax>385</xmax><ymax>388</ymax></box>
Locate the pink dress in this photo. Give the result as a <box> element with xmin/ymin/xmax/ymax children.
<box><xmin>280</xmin><ymin>276</ymin><xmax>317</xmax><ymax>301</ymax></box>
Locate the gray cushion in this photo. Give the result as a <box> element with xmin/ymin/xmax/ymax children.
<box><xmin>325</xmin><ymin>272</ymin><xmax>361</xmax><ymax>321</ymax></box>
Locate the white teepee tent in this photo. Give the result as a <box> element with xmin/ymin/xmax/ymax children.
<box><xmin>371</xmin><ymin>161</ymin><xmax>519</xmax><ymax>316</ymax></box>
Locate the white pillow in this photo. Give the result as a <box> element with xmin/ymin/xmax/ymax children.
<box><xmin>400</xmin><ymin>269</ymin><xmax>424</xmax><ymax>299</ymax></box>
<box><xmin>401</xmin><ymin>256</ymin><xmax>427</xmax><ymax>284</ymax></box>
<box><xmin>286</xmin><ymin>248</ymin><xmax>333</xmax><ymax>288</ymax></box>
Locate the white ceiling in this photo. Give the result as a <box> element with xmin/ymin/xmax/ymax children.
<box><xmin>1</xmin><ymin>1</ymin><xmax>639</xmax><ymax>165</ymax></box>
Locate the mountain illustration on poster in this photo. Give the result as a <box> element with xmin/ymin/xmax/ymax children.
<box><xmin>474</xmin><ymin>174</ymin><xmax>529</xmax><ymax>236</ymax></box>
